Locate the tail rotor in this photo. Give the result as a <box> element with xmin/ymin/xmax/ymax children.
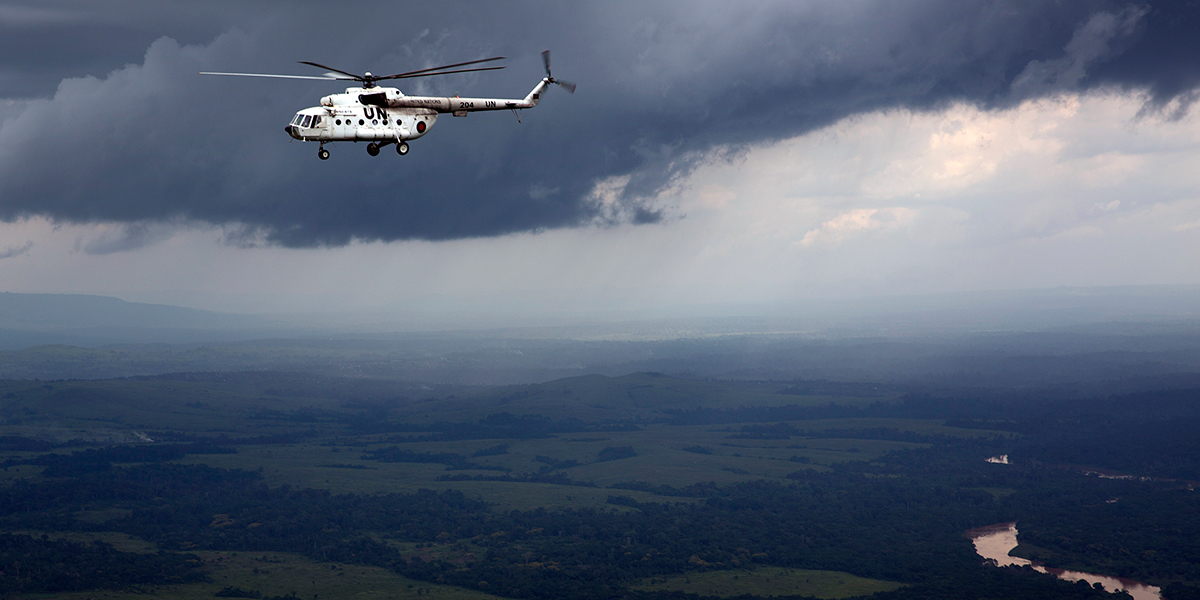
<box><xmin>541</xmin><ymin>50</ymin><xmax>576</xmax><ymax>94</ymax></box>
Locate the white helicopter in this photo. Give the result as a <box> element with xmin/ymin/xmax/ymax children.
<box><xmin>202</xmin><ymin>51</ymin><xmax>574</xmax><ymax>160</ymax></box>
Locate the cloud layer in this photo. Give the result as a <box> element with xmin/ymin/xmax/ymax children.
<box><xmin>3</xmin><ymin>89</ymin><xmax>1195</xmax><ymax>312</ymax></box>
<box><xmin>1</xmin><ymin>1</ymin><xmax>1197</xmax><ymax>247</ymax></box>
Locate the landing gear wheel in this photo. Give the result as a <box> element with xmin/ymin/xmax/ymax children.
<box><xmin>318</xmin><ymin>148</ymin><xmax>330</xmax><ymax>160</ymax></box>
<box><xmin>366</xmin><ymin>143</ymin><xmax>380</xmax><ymax>157</ymax></box>
<box><xmin>396</xmin><ymin>141</ymin><xmax>409</xmax><ymax>156</ymax></box>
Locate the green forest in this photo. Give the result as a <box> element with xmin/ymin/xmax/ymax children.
<box><xmin>1</xmin><ymin>371</ymin><xmax>1198</xmax><ymax>600</ymax></box>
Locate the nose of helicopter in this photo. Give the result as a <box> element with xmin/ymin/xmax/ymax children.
<box><xmin>284</xmin><ymin>124</ymin><xmax>298</xmax><ymax>139</ymax></box>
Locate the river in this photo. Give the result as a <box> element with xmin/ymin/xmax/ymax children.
<box><xmin>967</xmin><ymin>522</ymin><xmax>1162</xmax><ymax>600</ymax></box>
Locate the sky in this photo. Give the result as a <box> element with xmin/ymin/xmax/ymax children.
<box><xmin>0</xmin><ymin>0</ymin><xmax>1198</xmax><ymax>318</ymax></box>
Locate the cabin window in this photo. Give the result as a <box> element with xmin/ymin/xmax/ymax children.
<box><xmin>335</xmin><ymin>119</ymin><xmax>342</xmax><ymax>125</ymax></box>
<box><xmin>358</xmin><ymin>119</ymin><xmax>364</xmax><ymax>126</ymax></box>
<box><xmin>302</xmin><ymin>115</ymin><xmax>312</xmax><ymax>128</ymax></box>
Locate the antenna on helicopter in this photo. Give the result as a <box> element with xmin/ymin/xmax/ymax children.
<box><xmin>541</xmin><ymin>51</ymin><xmax>576</xmax><ymax>94</ymax></box>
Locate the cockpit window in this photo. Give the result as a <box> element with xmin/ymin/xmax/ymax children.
<box><xmin>311</xmin><ymin>115</ymin><xmax>321</xmax><ymax>127</ymax></box>
<box><xmin>291</xmin><ymin>114</ymin><xmax>303</xmax><ymax>125</ymax></box>
<box><xmin>302</xmin><ymin>115</ymin><xmax>313</xmax><ymax>128</ymax></box>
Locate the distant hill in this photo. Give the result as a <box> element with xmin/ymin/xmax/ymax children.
<box><xmin>3</xmin><ymin>286</ymin><xmax>1200</xmax><ymax>382</ymax></box>
<box><xmin>0</xmin><ymin>293</ymin><xmax>284</xmax><ymax>349</ymax></box>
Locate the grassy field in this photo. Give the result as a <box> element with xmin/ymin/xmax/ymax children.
<box><xmin>1</xmin><ymin>371</ymin><xmax>1014</xmax><ymax>599</ymax></box>
<box><xmin>633</xmin><ymin>566</ymin><xmax>904</xmax><ymax>598</ymax></box>
<box><xmin>391</xmin><ymin>373</ymin><xmax>899</xmax><ymax>423</ymax></box>
<box><xmin>10</xmin><ymin>530</ymin><xmax>157</xmax><ymax>553</ymax></box>
<box><xmin>7</xmin><ymin>529</ymin><xmax>502</xmax><ymax>600</ymax></box>
<box><xmin>5</xmin><ymin>369</ymin><xmax>1003</xmax><ymax>510</ymax></box>
<box><xmin>0</xmin><ymin>376</ymin><xmax>343</xmax><ymax>439</ymax></box>
<box><xmin>5</xmin><ymin>377</ymin><xmax>1009</xmax><ymax>512</ymax></box>
<box><xmin>173</xmin><ymin>421</ymin><xmax>934</xmax><ymax>509</ymax></box>
<box><xmin>20</xmin><ymin>549</ymin><xmax>506</xmax><ymax>600</ymax></box>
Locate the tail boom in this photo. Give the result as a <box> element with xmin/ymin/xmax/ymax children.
<box><xmin>386</xmin><ymin>79</ymin><xmax>551</xmax><ymax>115</ymax></box>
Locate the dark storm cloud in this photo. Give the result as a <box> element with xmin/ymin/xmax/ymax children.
<box><xmin>0</xmin><ymin>0</ymin><xmax>267</xmax><ymax>98</ymax></box>
<box><xmin>1087</xmin><ymin>0</ymin><xmax>1200</xmax><ymax>116</ymax></box>
<box><xmin>0</xmin><ymin>0</ymin><xmax>1196</xmax><ymax>247</ymax></box>
<box><xmin>74</xmin><ymin>222</ymin><xmax>172</xmax><ymax>255</ymax></box>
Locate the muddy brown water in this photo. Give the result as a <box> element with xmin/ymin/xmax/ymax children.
<box><xmin>966</xmin><ymin>521</ymin><xmax>1161</xmax><ymax>600</ymax></box>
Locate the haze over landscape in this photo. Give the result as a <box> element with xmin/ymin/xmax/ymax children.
<box><xmin>2</xmin><ymin>2</ymin><xmax>1200</xmax><ymax>600</ymax></box>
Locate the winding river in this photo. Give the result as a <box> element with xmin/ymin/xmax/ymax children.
<box><xmin>967</xmin><ymin>522</ymin><xmax>1162</xmax><ymax>600</ymax></box>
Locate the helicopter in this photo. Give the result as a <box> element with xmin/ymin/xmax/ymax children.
<box><xmin>201</xmin><ymin>51</ymin><xmax>574</xmax><ymax>160</ymax></box>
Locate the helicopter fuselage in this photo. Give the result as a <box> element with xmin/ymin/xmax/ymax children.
<box><xmin>284</xmin><ymin>87</ymin><xmax>437</xmax><ymax>143</ymax></box>
<box><xmin>284</xmin><ymin>79</ymin><xmax>549</xmax><ymax>146</ymax></box>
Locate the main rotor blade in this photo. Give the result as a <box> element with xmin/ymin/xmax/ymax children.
<box><xmin>298</xmin><ymin>61</ymin><xmax>364</xmax><ymax>80</ymax></box>
<box><xmin>381</xmin><ymin>65</ymin><xmax>506</xmax><ymax>81</ymax></box>
<box><xmin>379</xmin><ymin>56</ymin><xmax>505</xmax><ymax>80</ymax></box>
<box><xmin>201</xmin><ymin>71</ymin><xmax>351</xmax><ymax>81</ymax></box>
